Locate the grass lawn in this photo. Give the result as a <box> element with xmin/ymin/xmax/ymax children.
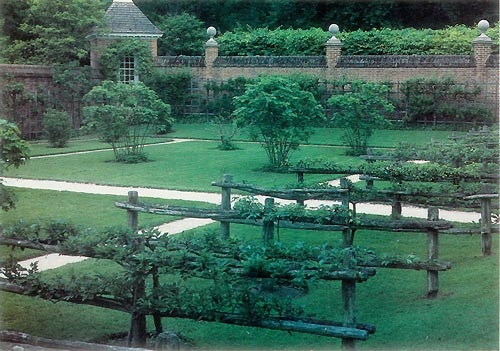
<box><xmin>28</xmin><ymin>136</ymin><xmax>172</xmax><ymax>157</ymax></box>
<box><xmin>1</xmin><ymin>126</ymin><xmax>497</xmax><ymax>350</ymax></box>
<box><xmin>168</xmin><ymin>123</ymin><xmax>463</xmax><ymax>148</ymax></box>
<box><xmin>5</xmin><ymin>141</ymin><xmax>360</xmax><ymax>191</ymax></box>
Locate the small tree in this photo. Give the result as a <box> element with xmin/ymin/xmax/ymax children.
<box><xmin>43</xmin><ymin>109</ymin><xmax>72</xmax><ymax>148</ymax></box>
<box><xmin>328</xmin><ymin>81</ymin><xmax>394</xmax><ymax>156</ymax></box>
<box><xmin>156</xmin><ymin>13</ymin><xmax>206</xmax><ymax>56</ymax></box>
<box><xmin>83</xmin><ymin>81</ymin><xmax>172</xmax><ymax>163</ymax></box>
<box><xmin>0</xmin><ymin>119</ymin><xmax>30</xmax><ymax>210</ymax></box>
<box><xmin>206</xmin><ymin>77</ymin><xmax>252</xmax><ymax>150</ymax></box>
<box><xmin>234</xmin><ymin>75</ymin><xmax>324</xmax><ymax>169</ymax></box>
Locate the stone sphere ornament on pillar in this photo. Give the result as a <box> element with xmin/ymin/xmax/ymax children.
<box><xmin>474</xmin><ymin>19</ymin><xmax>492</xmax><ymax>43</ymax></box>
<box><xmin>206</xmin><ymin>26</ymin><xmax>218</xmax><ymax>46</ymax></box>
<box><xmin>327</xmin><ymin>24</ymin><xmax>342</xmax><ymax>45</ymax></box>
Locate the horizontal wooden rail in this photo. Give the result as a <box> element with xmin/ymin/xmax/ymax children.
<box><xmin>114</xmin><ymin>202</ymin><xmax>453</xmax><ymax>231</ymax></box>
<box><xmin>0</xmin><ymin>281</ymin><xmax>371</xmax><ymax>340</ymax></box>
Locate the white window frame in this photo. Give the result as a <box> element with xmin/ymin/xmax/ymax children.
<box><xmin>119</xmin><ymin>55</ymin><xmax>138</xmax><ymax>84</ymax></box>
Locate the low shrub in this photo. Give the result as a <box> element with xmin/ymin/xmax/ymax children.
<box><xmin>42</xmin><ymin>109</ymin><xmax>72</xmax><ymax>148</ymax></box>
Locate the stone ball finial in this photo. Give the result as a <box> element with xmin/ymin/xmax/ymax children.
<box><xmin>207</xmin><ymin>26</ymin><xmax>217</xmax><ymax>39</ymax></box>
<box><xmin>326</xmin><ymin>24</ymin><xmax>342</xmax><ymax>46</ymax></box>
<box><xmin>206</xmin><ymin>26</ymin><xmax>218</xmax><ymax>47</ymax></box>
<box><xmin>477</xmin><ymin>20</ymin><xmax>489</xmax><ymax>34</ymax></box>
<box><xmin>329</xmin><ymin>24</ymin><xmax>340</xmax><ymax>36</ymax></box>
<box><xmin>473</xmin><ymin>19</ymin><xmax>492</xmax><ymax>43</ymax></box>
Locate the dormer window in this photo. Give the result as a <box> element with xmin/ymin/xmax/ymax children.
<box><xmin>119</xmin><ymin>56</ymin><xmax>138</xmax><ymax>83</ymax></box>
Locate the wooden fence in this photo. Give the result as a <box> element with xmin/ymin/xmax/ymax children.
<box><xmin>115</xmin><ymin>175</ymin><xmax>458</xmax><ymax>350</ymax></box>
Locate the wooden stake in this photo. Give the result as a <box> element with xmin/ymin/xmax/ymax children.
<box><xmin>262</xmin><ymin>197</ymin><xmax>275</xmax><ymax>244</ymax></box>
<box><xmin>127</xmin><ymin>191</ymin><xmax>139</xmax><ymax>231</ymax></box>
<box><xmin>427</xmin><ymin>207</ymin><xmax>439</xmax><ymax>299</ymax></box>
<box><xmin>480</xmin><ymin>184</ymin><xmax>492</xmax><ymax>256</ymax></box>
<box><xmin>391</xmin><ymin>194</ymin><xmax>402</xmax><ymax>220</ymax></box>
<box><xmin>221</xmin><ymin>174</ymin><xmax>233</xmax><ymax>240</ymax></box>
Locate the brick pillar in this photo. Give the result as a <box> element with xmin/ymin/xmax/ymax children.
<box><xmin>473</xmin><ymin>20</ymin><xmax>492</xmax><ymax>68</ymax></box>
<box><xmin>150</xmin><ymin>39</ymin><xmax>158</xmax><ymax>58</ymax></box>
<box><xmin>205</xmin><ymin>26</ymin><xmax>219</xmax><ymax>80</ymax></box>
<box><xmin>325</xmin><ymin>24</ymin><xmax>343</xmax><ymax>69</ymax></box>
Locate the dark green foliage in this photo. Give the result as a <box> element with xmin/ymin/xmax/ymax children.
<box><xmin>206</xmin><ymin>77</ymin><xmax>252</xmax><ymax>119</ymax></box>
<box><xmin>233</xmin><ymin>196</ymin><xmax>357</xmax><ymax>226</ymax></box>
<box><xmin>42</xmin><ymin>109</ymin><xmax>73</xmax><ymax>148</ymax></box>
<box><xmin>156</xmin><ymin>13</ymin><xmax>206</xmax><ymax>56</ymax></box>
<box><xmin>205</xmin><ymin>77</ymin><xmax>253</xmax><ymax>149</ymax></box>
<box><xmin>400</xmin><ymin>77</ymin><xmax>494</xmax><ymax>126</ymax></box>
<box><xmin>219</xmin><ymin>27</ymin><xmax>329</xmax><ymax>56</ymax></box>
<box><xmin>0</xmin><ymin>119</ymin><xmax>30</xmax><ymax>211</ymax></box>
<box><xmin>328</xmin><ymin>81</ymin><xmax>394</xmax><ymax>156</ymax></box>
<box><xmin>394</xmin><ymin>128</ymin><xmax>499</xmax><ymax>168</ymax></box>
<box><xmin>51</xmin><ymin>62</ymin><xmax>98</xmax><ymax>129</ymax></box>
<box><xmin>144</xmin><ymin>69</ymin><xmax>192</xmax><ymax>121</ymax></box>
<box><xmin>0</xmin><ymin>0</ymin><xmax>105</xmax><ymax>65</ymax></box>
<box><xmin>217</xmin><ymin>24</ymin><xmax>499</xmax><ymax>56</ymax></box>
<box><xmin>135</xmin><ymin>0</ymin><xmax>497</xmax><ymax>32</ymax></box>
<box><xmin>234</xmin><ymin>75</ymin><xmax>325</xmax><ymax>169</ymax></box>
<box><xmin>83</xmin><ymin>81</ymin><xmax>172</xmax><ymax>162</ymax></box>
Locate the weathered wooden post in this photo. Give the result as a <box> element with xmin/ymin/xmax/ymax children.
<box><xmin>464</xmin><ymin>188</ymin><xmax>496</xmax><ymax>256</ymax></box>
<box><xmin>262</xmin><ymin>197</ymin><xmax>275</xmax><ymax>244</ymax></box>
<box><xmin>340</xmin><ymin>178</ymin><xmax>356</xmax><ymax>350</ymax></box>
<box><xmin>427</xmin><ymin>207</ymin><xmax>439</xmax><ymax>299</ymax></box>
<box><xmin>297</xmin><ymin>171</ymin><xmax>304</xmax><ymax>184</ymax></box>
<box><xmin>391</xmin><ymin>194</ymin><xmax>402</xmax><ymax>220</ymax></box>
<box><xmin>127</xmin><ymin>191</ymin><xmax>139</xmax><ymax>231</ymax></box>
<box><xmin>220</xmin><ymin>174</ymin><xmax>233</xmax><ymax>240</ymax></box>
<box><xmin>126</xmin><ymin>191</ymin><xmax>147</xmax><ymax>347</ymax></box>
<box><xmin>480</xmin><ymin>194</ymin><xmax>493</xmax><ymax>257</ymax></box>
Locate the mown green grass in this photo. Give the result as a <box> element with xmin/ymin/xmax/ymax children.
<box><xmin>5</xmin><ymin>142</ymin><xmax>359</xmax><ymax>191</ymax></box>
<box><xmin>26</xmin><ymin>124</ymin><xmax>460</xmax><ymax>158</ymax></box>
<box><xmin>169</xmin><ymin>123</ymin><xmax>462</xmax><ymax>148</ymax></box>
<box><xmin>28</xmin><ymin>136</ymin><xmax>172</xmax><ymax>157</ymax></box>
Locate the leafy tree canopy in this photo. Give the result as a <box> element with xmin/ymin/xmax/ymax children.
<box><xmin>234</xmin><ymin>75</ymin><xmax>325</xmax><ymax>169</ymax></box>
<box><xmin>0</xmin><ymin>119</ymin><xmax>30</xmax><ymax>211</ymax></box>
<box><xmin>83</xmin><ymin>81</ymin><xmax>172</xmax><ymax>163</ymax></box>
<box><xmin>0</xmin><ymin>0</ymin><xmax>106</xmax><ymax>65</ymax></box>
<box><xmin>156</xmin><ymin>13</ymin><xmax>206</xmax><ymax>56</ymax></box>
<box><xmin>328</xmin><ymin>81</ymin><xmax>394</xmax><ymax>155</ymax></box>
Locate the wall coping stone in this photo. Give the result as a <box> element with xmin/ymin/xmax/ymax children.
<box><xmin>337</xmin><ymin>55</ymin><xmax>475</xmax><ymax>68</ymax></box>
<box><xmin>155</xmin><ymin>56</ymin><xmax>205</xmax><ymax>67</ymax></box>
<box><xmin>214</xmin><ymin>56</ymin><xmax>327</xmax><ymax>67</ymax></box>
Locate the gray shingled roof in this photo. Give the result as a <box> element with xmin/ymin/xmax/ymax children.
<box><xmin>94</xmin><ymin>0</ymin><xmax>162</xmax><ymax>38</ymax></box>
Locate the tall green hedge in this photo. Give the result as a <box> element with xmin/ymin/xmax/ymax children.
<box><xmin>218</xmin><ymin>24</ymin><xmax>499</xmax><ymax>56</ymax></box>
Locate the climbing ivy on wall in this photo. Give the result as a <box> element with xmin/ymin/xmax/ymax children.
<box><xmin>99</xmin><ymin>40</ymin><xmax>154</xmax><ymax>82</ymax></box>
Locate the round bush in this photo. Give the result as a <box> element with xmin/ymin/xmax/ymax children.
<box><xmin>42</xmin><ymin>109</ymin><xmax>72</xmax><ymax>148</ymax></box>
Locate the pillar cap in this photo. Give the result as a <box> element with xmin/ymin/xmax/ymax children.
<box><xmin>473</xmin><ymin>20</ymin><xmax>492</xmax><ymax>43</ymax></box>
<box><xmin>205</xmin><ymin>26</ymin><xmax>219</xmax><ymax>47</ymax></box>
<box><xmin>326</xmin><ymin>24</ymin><xmax>342</xmax><ymax>46</ymax></box>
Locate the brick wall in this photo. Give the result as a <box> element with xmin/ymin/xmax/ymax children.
<box><xmin>1</xmin><ymin>31</ymin><xmax>498</xmax><ymax>137</ymax></box>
